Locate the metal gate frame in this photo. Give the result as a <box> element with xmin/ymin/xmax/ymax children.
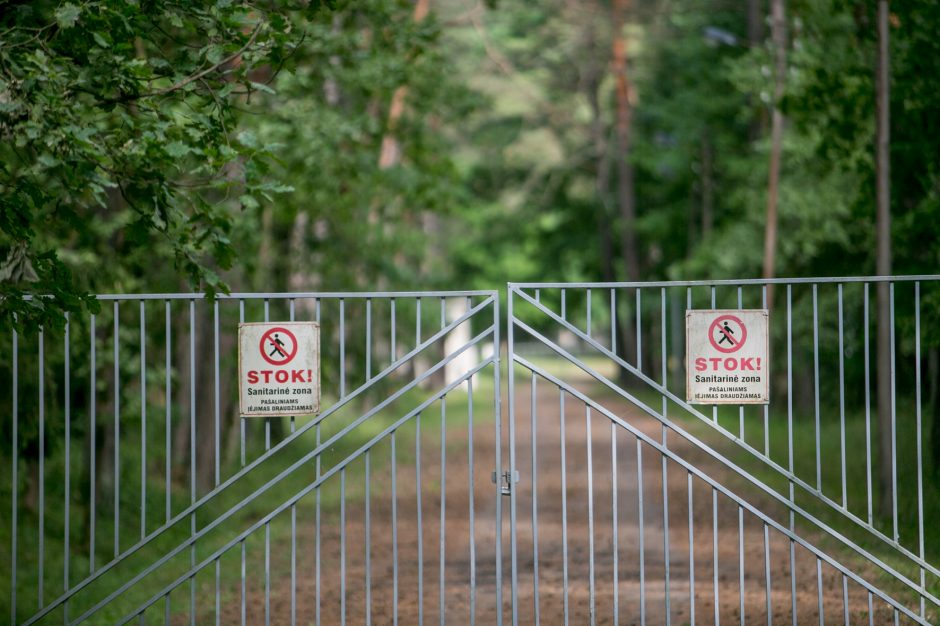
<box><xmin>7</xmin><ymin>290</ymin><xmax>504</xmax><ymax>625</ymax></box>
<box><xmin>506</xmin><ymin>276</ymin><xmax>939</xmax><ymax>625</ymax></box>
<box><xmin>6</xmin><ymin>277</ymin><xmax>940</xmax><ymax>624</ymax></box>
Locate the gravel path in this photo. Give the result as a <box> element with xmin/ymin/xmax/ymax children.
<box><xmin>217</xmin><ymin>368</ymin><xmax>892</xmax><ymax>624</ymax></box>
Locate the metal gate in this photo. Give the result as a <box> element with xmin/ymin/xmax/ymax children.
<box><xmin>4</xmin><ymin>278</ymin><xmax>940</xmax><ymax>625</ymax></box>
<box><xmin>5</xmin><ymin>290</ymin><xmax>503</xmax><ymax>624</ymax></box>
<box><xmin>506</xmin><ymin>277</ymin><xmax>939</xmax><ymax>625</ymax></box>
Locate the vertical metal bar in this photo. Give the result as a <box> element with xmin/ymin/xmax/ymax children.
<box><xmin>636</xmin><ymin>288</ymin><xmax>642</xmax><ymax>370</ymax></box>
<box><xmin>530</xmin><ymin>375</ymin><xmax>540</xmax><ymax>624</ymax></box>
<box><xmin>915</xmin><ymin>282</ymin><xmax>925</xmax><ymax>617</ymax></box>
<box><xmin>365</xmin><ymin>450</ymin><xmax>371</xmax><ymax>626</ymax></box>
<box><xmin>440</xmin><ymin>398</ymin><xmax>446</xmax><ymax>626</ymax></box>
<box><xmin>468</xmin><ymin>378</ymin><xmax>476</xmax><ymax>626</ymax></box>
<box><xmin>786</xmin><ymin>284</ymin><xmax>794</xmax><ymax>477</ymax></box>
<box><xmin>661</xmin><ymin>288</ymin><xmax>668</xmax><ymax>426</ymax></box>
<box><xmin>813</xmin><ymin>284</ymin><xmax>821</xmax><ymax>490</ymax></box>
<box><xmin>661</xmin><ymin>285</ymin><xmax>671</xmax><ymax>622</ymax></box>
<box><xmin>867</xmin><ymin>592</ymin><xmax>873</xmax><ymax>626</ymax></box>
<box><xmin>287</xmin><ymin>298</ymin><xmax>297</xmax><ymax>438</ymax></box>
<box><xmin>612</xmin><ymin>422</ymin><xmax>619</xmax><ymax>626</ymax></box>
<box><xmin>366</xmin><ymin>298</ymin><xmax>372</xmax><ymax>381</ymax></box>
<box><xmin>493</xmin><ymin>295</ymin><xmax>503</xmax><ymax>626</ymax></box>
<box><xmin>638</xmin><ymin>440</ymin><xmax>646</xmax><ymax>626</ymax></box>
<box><xmin>133</xmin><ymin>303</ymin><xmax>144</xmax><ymax>557</ymax></box>
<box><xmin>712</xmin><ymin>488</ymin><xmax>719</xmax><ymax>626</ymax></box>
<box><xmin>738</xmin><ymin>287</ymin><xmax>744</xmax><ymax>440</ymax></box>
<box><xmin>10</xmin><ymin>322</ymin><xmax>17</xmax><ymax>621</ymax></box>
<box><xmin>764</xmin><ymin>524</ymin><xmax>771</xmax><ymax>626</ymax></box>
<box><xmin>290</xmin><ymin>506</ymin><xmax>296</xmax><ymax>626</ymax></box>
<box><xmin>416</xmin><ymin>412</ymin><xmax>424</xmax><ymax>626</ymax></box>
<box><xmin>340</xmin><ymin>298</ymin><xmax>346</xmax><ymax>398</ymax></box>
<box><xmin>290</xmin><ymin>298</ymin><xmax>296</xmax><ymax>435</ymax></box>
<box><xmin>39</xmin><ymin>325</ymin><xmax>45</xmax><ymax>607</ymax></box>
<box><xmin>216</xmin><ymin>559</ymin><xmax>222</xmax><ymax>626</ymax></box>
<box><xmin>64</xmin><ymin>313</ymin><xmax>71</xmax><ymax>598</ymax></box>
<box><xmin>762</xmin><ymin>285</ymin><xmax>769</xmax><ymax>456</ymax></box>
<box><xmin>842</xmin><ymin>574</ymin><xmax>849</xmax><ymax>626</ymax></box>
<box><xmin>90</xmin><ymin>312</ymin><xmax>97</xmax><ymax>573</ymax></box>
<box><xmin>341</xmin><ymin>468</ymin><xmax>346</xmax><ymax>626</ymax></box>
<box><xmin>587</xmin><ymin>288</ymin><xmax>592</xmax><ymax>337</ymax></box>
<box><xmin>711</xmin><ymin>287</ymin><xmax>718</xmax><ymax>424</ymax></box>
<box><xmin>559</xmin><ymin>390</ymin><xmax>569</xmax><ymax>626</ymax></box>
<box><xmin>189</xmin><ymin>299</ymin><xmax>196</xmax><ymax>626</ymax></box>
<box><xmin>392</xmin><ymin>430</ymin><xmax>399</xmax><ymax>626</ymax></box>
<box><xmin>890</xmin><ymin>282</ymin><xmax>897</xmax><ymax>540</ymax></box>
<box><xmin>561</xmin><ymin>289</ymin><xmax>566</xmax><ymax>320</ymax></box>
<box><xmin>611</xmin><ymin>289</ymin><xmax>617</xmax><ymax>353</ymax></box>
<box><xmin>507</xmin><ymin>291</ymin><xmax>519</xmax><ymax>626</ymax></box>
<box><xmin>663</xmin><ymin>453</ymin><xmax>671</xmax><ymax>626</ymax></box>
<box><xmin>440</xmin><ymin>296</ymin><xmax>445</xmax><ymax>329</ymax></box>
<box><xmin>738</xmin><ymin>506</ymin><xmax>745</xmax><ymax>625</ymax></box>
<box><xmin>164</xmin><ymin>302</ymin><xmax>171</xmax><ymax>524</ymax></box>
<box><xmin>239</xmin><ymin>300</ymin><xmax>246</xmax><ymax>468</ymax></box>
<box><xmin>264</xmin><ymin>300</ymin><xmax>270</xmax><ymax>451</ymax></box>
<box><xmin>113</xmin><ymin>302</ymin><xmax>119</xmax><ymax>560</ymax></box>
<box><xmin>241</xmin><ymin>540</ymin><xmax>246</xmax><ymax>626</ymax></box>
<box><xmin>214</xmin><ymin>300</ymin><xmax>220</xmax><ymax>486</ymax></box>
<box><xmin>816</xmin><ymin>558</ymin><xmax>824</xmax><ymax>626</ymax></box>
<box><xmin>315</xmin><ymin>298</ymin><xmax>321</xmax><ymax>626</ymax></box>
<box><xmin>786</xmin><ymin>285</ymin><xmax>797</xmax><ymax>626</ymax></box>
<box><xmin>416</xmin><ymin>297</ymin><xmax>422</xmax><ymax>344</ymax></box>
<box><xmin>586</xmin><ymin>406</ymin><xmax>596</xmax><ymax>626</ymax></box>
<box><xmin>864</xmin><ymin>283</ymin><xmax>872</xmax><ymax>525</ymax></box>
<box><xmin>391</xmin><ymin>298</ymin><xmax>397</xmax><ymax>365</ymax></box>
<box><xmin>838</xmin><ymin>284</ymin><xmax>847</xmax><ymax>507</ymax></box>
<box><xmin>688</xmin><ymin>473</ymin><xmax>694</xmax><ymax>626</ymax></box>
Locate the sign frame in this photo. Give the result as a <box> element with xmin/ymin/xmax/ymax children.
<box><xmin>685</xmin><ymin>308</ymin><xmax>770</xmax><ymax>405</ymax></box>
<box><xmin>238</xmin><ymin>321</ymin><xmax>321</xmax><ymax>417</ymax></box>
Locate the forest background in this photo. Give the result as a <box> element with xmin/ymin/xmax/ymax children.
<box><xmin>2</xmin><ymin>0</ymin><xmax>940</xmax><ymax>613</ymax></box>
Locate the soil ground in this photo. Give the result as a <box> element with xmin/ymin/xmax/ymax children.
<box><xmin>213</xmin><ymin>367</ymin><xmax>900</xmax><ymax>625</ymax></box>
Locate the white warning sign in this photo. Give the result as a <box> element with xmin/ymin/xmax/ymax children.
<box><xmin>239</xmin><ymin>322</ymin><xmax>320</xmax><ymax>417</ymax></box>
<box><xmin>686</xmin><ymin>309</ymin><xmax>769</xmax><ymax>404</ymax></box>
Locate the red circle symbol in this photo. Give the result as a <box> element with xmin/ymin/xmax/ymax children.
<box><xmin>708</xmin><ymin>315</ymin><xmax>747</xmax><ymax>353</ymax></box>
<box><xmin>259</xmin><ymin>327</ymin><xmax>298</xmax><ymax>366</ymax></box>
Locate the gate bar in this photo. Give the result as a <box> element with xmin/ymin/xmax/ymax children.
<box><xmin>516</xmin><ymin>356</ymin><xmax>931</xmax><ymax>624</ymax></box>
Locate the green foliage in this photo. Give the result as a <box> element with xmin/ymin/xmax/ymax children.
<box><xmin>0</xmin><ymin>1</ymin><xmax>305</xmax><ymax>330</ymax></box>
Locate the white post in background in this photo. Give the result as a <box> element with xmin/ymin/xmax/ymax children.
<box><xmin>445</xmin><ymin>297</ymin><xmax>479</xmax><ymax>391</ymax></box>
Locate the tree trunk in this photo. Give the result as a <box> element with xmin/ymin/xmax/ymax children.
<box><xmin>875</xmin><ymin>0</ymin><xmax>892</xmax><ymax>520</ymax></box>
<box><xmin>763</xmin><ymin>0</ymin><xmax>786</xmax><ymax>311</ymax></box>
<box><xmin>612</xmin><ymin>0</ymin><xmax>640</xmax><ymax>287</ymax></box>
<box><xmin>378</xmin><ymin>0</ymin><xmax>430</xmax><ymax>170</ymax></box>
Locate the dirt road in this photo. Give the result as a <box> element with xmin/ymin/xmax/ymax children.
<box><xmin>221</xmin><ymin>370</ymin><xmax>892</xmax><ymax>625</ymax></box>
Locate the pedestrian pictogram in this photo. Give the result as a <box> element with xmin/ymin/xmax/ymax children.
<box><xmin>708</xmin><ymin>314</ymin><xmax>747</xmax><ymax>353</ymax></box>
<box><xmin>260</xmin><ymin>327</ymin><xmax>298</xmax><ymax>366</ymax></box>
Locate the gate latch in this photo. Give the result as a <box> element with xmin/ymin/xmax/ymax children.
<box><xmin>492</xmin><ymin>470</ymin><xmax>519</xmax><ymax>496</ymax></box>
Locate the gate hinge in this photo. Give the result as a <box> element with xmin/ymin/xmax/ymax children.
<box><xmin>492</xmin><ymin>470</ymin><xmax>519</xmax><ymax>496</ymax></box>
